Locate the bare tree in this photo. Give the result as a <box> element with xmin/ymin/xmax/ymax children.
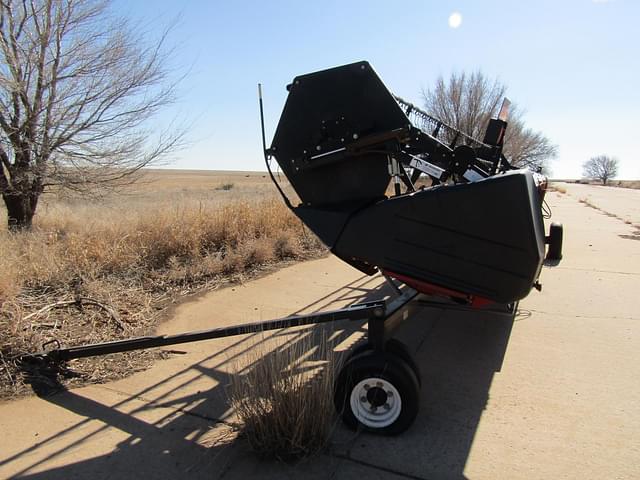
<box><xmin>423</xmin><ymin>71</ymin><xmax>557</xmax><ymax>172</ymax></box>
<box><xmin>0</xmin><ymin>0</ymin><xmax>183</xmax><ymax>230</ymax></box>
<box><xmin>582</xmin><ymin>155</ymin><xmax>619</xmax><ymax>185</ymax></box>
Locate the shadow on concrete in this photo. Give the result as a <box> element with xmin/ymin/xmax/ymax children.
<box><xmin>543</xmin><ymin>258</ymin><xmax>562</xmax><ymax>267</ymax></box>
<box><xmin>3</xmin><ymin>274</ymin><xmax>516</xmax><ymax>480</ymax></box>
<box><xmin>338</xmin><ymin>301</ymin><xmax>518</xmax><ymax>479</ymax></box>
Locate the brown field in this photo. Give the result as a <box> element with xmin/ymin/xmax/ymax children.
<box><xmin>0</xmin><ymin>169</ymin><xmax>324</xmax><ymax>398</ymax></box>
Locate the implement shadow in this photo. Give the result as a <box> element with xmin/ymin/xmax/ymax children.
<box><xmin>335</xmin><ymin>301</ymin><xmax>517</xmax><ymax>480</ymax></box>
<box><xmin>3</xmin><ymin>274</ymin><xmax>516</xmax><ymax>480</ymax></box>
<box><xmin>2</xmin><ymin>275</ymin><xmax>390</xmax><ymax>479</ymax></box>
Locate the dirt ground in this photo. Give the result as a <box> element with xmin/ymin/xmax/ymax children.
<box><xmin>0</xmin><ymin>184</ymin><xmax>638</xmax><ymax>479</ymax></box>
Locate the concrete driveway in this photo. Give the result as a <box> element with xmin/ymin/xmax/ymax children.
<box><xmin>1</xmin><ymin>186</ymin><xmax>638</xmax><ymax>479</ymax></box>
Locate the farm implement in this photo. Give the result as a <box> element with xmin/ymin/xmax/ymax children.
<box><xmin>21</xmin><ymin>61</ymin><xmax>563</xmax><ymax>435</ymax></box>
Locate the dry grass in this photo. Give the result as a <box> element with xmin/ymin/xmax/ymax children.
<box><xmin>0</xmin><ymin>171</ymin><xmax>326</xmax><ymax>398</ymax></box>
<box><xmin>227</xmin><ymin>329</ymin><xmax>339</xmax><ymax>461</ymax></box>
<box><xmin>548</xmin><ymin>183</ymin><xmax>567</xmax><ymax>194</ymax></box>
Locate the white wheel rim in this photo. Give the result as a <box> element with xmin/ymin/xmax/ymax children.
<box><xmin>349</xmin><ymin>377</ymin><xmax>401</xmax><ymax>428</ymax></box>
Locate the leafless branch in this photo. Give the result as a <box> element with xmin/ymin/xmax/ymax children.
<box><xmin>22</xmin><ymin>296</ymin><xmax>127</xmax><ymax>331</ymax></box>
<box><xmin>0</xmin><ymin>0</ymin><xmax>185</xmax><ymax>229</ymax></box>
<box><xmin>422</xmin><ymin>70</ymin><xmax>557</xmax><ymax>173</ymax></box>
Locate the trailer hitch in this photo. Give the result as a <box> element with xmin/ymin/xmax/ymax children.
<box><xmin>18</xmin><ymin>299</ymin><xmax>392</xmax><ymax>365</ymax></box>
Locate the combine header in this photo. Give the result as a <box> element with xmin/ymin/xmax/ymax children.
<box><xmin>22</xmin><ymin>61</ymin><xmax>563</xmax><ymax>436</ymax></box>
<box><xmin>264</xmin><ymin>61</ymin><xmax>561</xmax><ymax>306</ymax></box>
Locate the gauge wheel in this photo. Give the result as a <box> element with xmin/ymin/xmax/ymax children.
<box><xmin>334</xmin><ymin>350</ymin><xmax>420</xmax><ymax>435</ymax></box>
<box><xmin>346</xmin><ymin>338</ymin><xmax>421</xmax><ymax>386</ymax></box>
<box><xmin>546</xmin><ymin>222</ymin><xmax>563</xmax><ymax>261</ymax></box>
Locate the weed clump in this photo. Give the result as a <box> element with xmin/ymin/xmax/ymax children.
<box><xmin>228</xmin><ymin>331</ymin><xmax>339</xmax><ymax>461</ymax></box>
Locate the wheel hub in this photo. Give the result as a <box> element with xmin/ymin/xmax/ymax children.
<box><xmin>366</xmin><ymin>385</ymin><xmax>388</xmax><ymax>407</ymax></box>
<box><xmin>350</xmin><ymin>377</ymin><xmax>402</xmax><ymax>428</ymax></box>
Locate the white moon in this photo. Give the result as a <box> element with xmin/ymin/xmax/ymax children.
<box><xmin>448</xmin><ymin>12</ymin><xmax>462</xmax><ymax>28</ymax></box>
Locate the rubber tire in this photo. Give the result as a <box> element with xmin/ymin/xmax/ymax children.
<box><xmin>546</xmin><ymin>222</ymin><xmax>563</xmax><ymax>261</ymax></box>
<box><xmin>346</xmin><ymin>338</ymin><xmax>422</xmax><ymax>386</ymax></box>
<box><xmin>334</xmin><ymin>350</ymin><xmax>420</xmax><ymax>435</ymax></box>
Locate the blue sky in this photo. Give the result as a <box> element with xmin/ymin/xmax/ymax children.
<box><xmin>116</xmin><ymin>0</ymin><xmax>639</xmax><ymax>179</ymax></box>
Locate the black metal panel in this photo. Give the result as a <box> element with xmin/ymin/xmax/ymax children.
<box><xmin>293</xmin><ymin>205</ymin><xmax>352</xmax><ymax>248</ymax></box>
<box><xmin>483</xmin><ymin>119</ymin><xmax>507</xmax><ymax>146</ymax></box>
<box><xmin>270</xmin><ymin>61</ymin><xmax>411</xmax><ymax>207</ymax></box>
<box><xmin>334</xmin><ymin>170</ymin><xmax>545</xmax><ymax>304</ymax></box>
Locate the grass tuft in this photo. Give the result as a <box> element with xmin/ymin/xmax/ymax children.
<box><xmin>228</xmin><ymin>330</ymin><xmax>339</xmax><ymax>461</ymax></box>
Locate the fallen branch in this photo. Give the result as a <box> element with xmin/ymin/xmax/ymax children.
<box><xmin>25</xmin><ymin>322</ymin><xmax>61</xmax><ymax>330</ymax></box>
<box><xmin>22</xmin><ymin>297</ymin><xmax>127</xmax><ymax>332</ymax></box>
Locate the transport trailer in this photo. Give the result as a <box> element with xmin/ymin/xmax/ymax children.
<box><xmin>20</xmin><ymin>282</ymin><xmax>428</xmax><ymax>436</ymax></box>
<box><xmin>260</xmin><ymin>60</ymin><xmax>564</xmax><ymax>433</ymax></box>
<box><xmin>20</xmin><ymin>61</ymin><xmax>563</xmax><ymax>436</ymax></box>
<box><xmin>20</xmin><ymin>283</ymin><xmax>512</xmax><ymax>435</ymax></box>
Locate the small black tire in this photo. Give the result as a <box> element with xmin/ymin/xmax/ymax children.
<box><xmin>334</xmin><ymin>350</ymin><xmax>420</xmax><ymax>435</ymax></box>
<box><xmin>346</xmin><ymin>338</ymin><xmax>422</xmax><ymax>386</ymax></box>
<box><xmin>546</xmin><ymin>222</ymin><xmax>563</xmax><ymax>261</ymax></box>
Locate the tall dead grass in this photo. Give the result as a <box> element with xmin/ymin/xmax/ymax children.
<box><xmin>0</xmin><ymin>192</ymin><xmax>326</xmax><ymax>397</ymax></box>
<box><xmin>228</xmin><ymin>329</ymin><xmax>339</xmax><ymax>460</ymax></box>
<box><xmin>3</xmin><ymin>196</ymin><xmax>315</xmax><ymax>290</ymax></box>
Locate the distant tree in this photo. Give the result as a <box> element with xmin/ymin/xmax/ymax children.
<box><xmin>582</xmin><ymin>155</ymin><xmax>619</xmax><ymax>185</ymax></box>
<box><xmin>422</xmin><ymin>71</ymin><xmax>557</xmax><ymax>173</ymax></box>
<box><xmin>0</xmin><ymin>0</ymin><xmax>183</xmax><ymax>231</ymax></box>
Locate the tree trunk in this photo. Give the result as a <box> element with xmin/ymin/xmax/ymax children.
<box><xmin>3</xmin><ymin>190</ymin><xmax>40</xmax><ymax>231</ymax></box>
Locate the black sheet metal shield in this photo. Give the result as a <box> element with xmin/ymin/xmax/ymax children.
<box><xmin>271</xmin><ymin>61</ymin><xmax>410</xmax><ymax>207</ymax></box>
<box><xmin>334</xmin><ymin>170</ymin><xmax>546</xmax><ymax>304</ymax></box>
